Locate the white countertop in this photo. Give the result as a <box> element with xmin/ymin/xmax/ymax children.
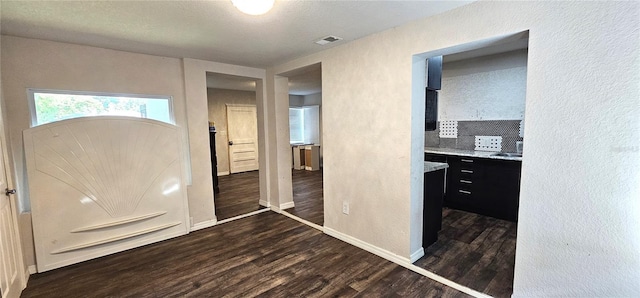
<box><xmin>424</xmin><ymin>161</ymin><xmax>449</xmax><ymax>173</ymax></box>
<box><xmin>424</xmin><ymin>147</ymin><xmax>522</xmax><ymax>161</ymax></box>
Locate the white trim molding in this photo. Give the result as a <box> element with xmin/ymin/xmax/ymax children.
<box><xmin>323</xmin><ymin>227</ymin><xmax>412</xmax><ymax>264</ymax></box>
<box><xmin>216</xmin><ymin>208</ymin><xmax>270</xmax><ymax>225</ymax></box>
<box><xmin>410</xmin><ymin>247</ymin><xmax>425</xmax><ymax>263</ymax></box>
<box><xmin>280</xmin><ymin>211</ymin><xmax>323</xmax><ymax>231</ymax></box>
<box><xmin>259</xmin><ymin>200</ymin><xmax>270</xmax><ymax>208</ymax></box>
<box><xmin>322</xmin><ymin>227</ymin><xmax>490</xmax><ymax>298</ymax></box>
<box><xmin>28</xmin><ymin>265</ymin><xmax>37</xmax><ymax>274</ymax></box>
<box><xmin>190</xmin><ymin>218</ymin><xmax>217</xmax><ymax>232</ymax></box>
<box><xmin>279</xmin><ymin>202</ymin><xmax>295</xmax><ymax>210</ymax></box>
<box><xmin>270</xmin><ymin>206</ymin><xmax>282</xmax><ymax>213</ymax></box>
<box><xmin>217</xmin><ymin>171</ymin><xmax>230</xmax><ymax>176</ymax></box>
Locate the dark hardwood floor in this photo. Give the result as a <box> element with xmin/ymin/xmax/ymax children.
<box><xmin>416</xmin><ymin>208</ymin><xmax>517</xmax><ymax>298</ymax></box>
<box><xmin>215</xmin><ymin>170</ymin><xmax>265</xmax><ymax>220</ymax></box>
<box><xmin>22</xmin><ymin>212</ymin><xmax>470</xmax><ymax>298</ymax></box>
<box><xmin>285</xmin><ymin>169</ymin><xmax>324</xmax><ymax>226</ymax></box>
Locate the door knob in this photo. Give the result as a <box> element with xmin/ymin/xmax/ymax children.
<box><xmin>229</xmin><ymin>141</ymin><xmax>233</xmax><ymax>146</ymax></box>
<box><xmin>5</xmin><ymin>188</ymin><xmax>16</xmax><ymax>196</ymax></box>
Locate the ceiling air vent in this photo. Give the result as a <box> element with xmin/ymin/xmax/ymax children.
<box><xmin>315</xmin><ymin>35</ymin><xmax>343</xmax><ymax>45</ymax></box>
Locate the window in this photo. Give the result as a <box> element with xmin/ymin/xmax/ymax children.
<box><xmin>289</xmin><ymin>108</ymin><xmax>304</xmax><ymax>144</ymax></box>
<box><xmin>289</xmin><ymin>106</ymin><xmax>319</xmax><ymax>144</ymax></box>
<box><xmin>28</xmin><ymin>89</ymin><xmax>174</xmax><ymax>126</ymax></box>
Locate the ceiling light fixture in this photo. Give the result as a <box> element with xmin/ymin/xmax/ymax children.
<box><xmin>231</xmin><ymin>0</ymin><xmax>275</xmax><ymax>16</ymax></box>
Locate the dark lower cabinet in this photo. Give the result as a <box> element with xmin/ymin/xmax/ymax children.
<box><xmin>423</xmin><ymin>169</ymin><xmax>446</xmax><ymax>248</ymax></box>
<box><xmin>425</xmin><ymin>153</ymin><xmax>521</xmax><ymax>222</ymax></box>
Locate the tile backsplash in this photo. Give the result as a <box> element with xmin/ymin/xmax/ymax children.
<box><xmin>425</xmin><ymin>120</ymin><xmax>523</xmax><ymax>152</ymax></box>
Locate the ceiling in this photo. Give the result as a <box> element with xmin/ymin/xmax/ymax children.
<box><xmin>206</xmin><ymin>63</ymin><xmax>321</xmax><ymax>95</ymax></box>
<box><xmin>0</xmin><ymin>0</ymin><xmax>474</xmax><ymax>69</ymax></box>
<box><xmin>444</xmin><ymin>35</ymin><xmax>529</xmax><ymax>63</ymax></box>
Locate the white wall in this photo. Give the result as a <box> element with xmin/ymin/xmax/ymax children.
<box><xmin>269</xmin><ymin>1</ymin><xmax>640</xmax><ymax>296</ymax></box>
<box><xmin>303</xmin><ymin>92</ymin><xmax>322</xmax><ymax>106</ymax></box>
<box><xmin>439</xmin><ymin>49</ymin><xmax>527</xmax><ymax>120</ymax></box>
<box><xmin>289</xmin><ymin>94</ymin><xmax>304</xmax><ymax>107</ymax></box>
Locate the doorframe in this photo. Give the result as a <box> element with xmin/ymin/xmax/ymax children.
<box><xmin>272</xmin><ymin>62</ymin><xmax>324</xmax><ymax>223</ymax></box>
<box><xmin>0</xmin><ymin>90</ymin><xmax>27</xmax><ymax>295</ymax></box>
<box><xmin>182</xmin><ymin>59</ymin><xmax>271</xmax><ymax>229</ymax></box>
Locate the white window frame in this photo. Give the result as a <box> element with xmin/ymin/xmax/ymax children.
<box><xmin>27</xmin><ymin>88</ymin><xmax>175</xmax><ymax>127</ymax></box>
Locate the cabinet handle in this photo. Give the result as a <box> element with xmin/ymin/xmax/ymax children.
<box><xmin>461</xmin><ymin>170</ymin><xmax>473</xmax><ymax>174</ymax></box>
<box><xmin>459</xmin><ymin>190</ymin><xmax>472</xmax><ymax>195</ymax></box>
<box><xmin>461</xmin><ymin>159</ymin><xmax>474</xmax><ymax>163</ymax></box>
<box><xmin>460</xmin><ymin>180</ymin><xmax>472</xmax><ymax>184</ymax></box>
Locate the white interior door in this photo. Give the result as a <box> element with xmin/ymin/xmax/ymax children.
<box><xmin>24</xmin><ymin>117</ymin><xmax>189</xmax><ymax>272</ymax></box>
<box><xmin>226</xmin><ymin>105</ymin><xmax>259</xmax><ymax>174</ymax></box>
<box><xmin>0</xmin><ymin>110</ymin><xmax>24</xmax><ymax>297</ymax></box>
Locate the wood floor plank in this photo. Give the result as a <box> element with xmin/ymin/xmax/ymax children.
<box><xmin>215</xmin><ymin>170</ymin><xmax>264</xmax><ymax>220</ymax></box>
<box><xmin>286</xmin><ymin>169</ymin><xmax>324</xmax><ymax>226</ymax></box>
<box><xmin>22</xmin><ymin>212</ymin><xmax>466</xmax><ymax>297</ymax></box>
<box><xmin>416</xmin><ymin>208</ymin><xmax>517</xmax><ymax>298</ymax></box>
<box><xmin>24</xmin><ymin>172</ymin><xmax>516</xmax><ymax>297</ymax></box>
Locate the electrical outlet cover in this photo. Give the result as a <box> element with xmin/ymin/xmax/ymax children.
<box><xmin>475</xmin><ymin>136</ymin><xmax>502</xmax><ymax>152</ymax></box>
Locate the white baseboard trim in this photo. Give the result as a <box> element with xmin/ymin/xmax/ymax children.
<box><xmin>216</xmin><ymin>208</ymin><xmax>270</xmax><ymax>225</ymax></box>
<box><xmin>410</xmin><ymin>247</ymin><xmax>425</xmax><ymax>263</ymax></box>
<box><xmin>323</xmin><ymin>227</ymin><xmax>412</xmax><ymax>264</ymax></box>
<box><xmin>279</xmin><ymin>202</ymin><xmax>295</xmax><ymax>210</ymax></box>
<box><xmin>191</xmin><ymin>218</ymin><xmax>217</xmax><ymax>232</ymax></box>
<box><xmin>217</xmin><ymin>171</ymin><xmax>230</xmax><ymax>176</ymax></box>
<box><xmin>406</xmin><ymin>263</ymin><xmax>491</xmax><ymax>298</ymax></box>
<box><xmin>23</xmin><ymin>265</ymin><xmax>33</xmax><ymax>288</ymax></box>
<box><xmin>259</xmin><ymin>200</ymin><xmax>270</xmax><ymax>207</ymax></box>
<box><xmin>322</xmin><ymin>227</ymin><xmax>489</xmax><ymax>298</ymax></box>
<box><xmin>280</xmin><ymin>211</ymin><xmax>323</xmax><ymax>231</ymax></box>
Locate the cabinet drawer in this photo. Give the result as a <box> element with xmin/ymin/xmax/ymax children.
<box><xmin>424</xmin><ymin>153</ymin><xmax>447</xmax><ymax>162</ymax></box>
<box><xmin>447</xmin><ymin>157</ymin><xmax>484</xmax><ymax>177</ymax></box>
<box><xmin>445</xmin><ymin>187</ymin><xmax>482</xmax><ymax>213</ymax></box>
<box><xmin>449</xmin><ymin>179</ymin><xmax>479</xmax><ymax>193</ymax></box>
<box><xmin>445</xmin><ymin>156</ymin><xmax>521</xmax><ymax>222</ymax></box>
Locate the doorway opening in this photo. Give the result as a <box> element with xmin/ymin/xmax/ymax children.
<box><xmin>413</xmin><ymin>31</ymin><xmax>529</xmax><ymax>298</ymax></box>
<box><xmin>280</xmin><ymin>63</ymin><xmax>324</xmax><ymax>227</ymax></box>
<box><xmin>206</xmin><ymin>72</ymin><xmax>266</xmax><ymax>221</ymax></box>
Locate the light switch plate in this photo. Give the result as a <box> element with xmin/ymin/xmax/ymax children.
<box><xmin>475</xmin><ymin>136</ymin><xmax>502</xmax><ymax>152</ymax></box>
<box><xmin>439</xmin><ymin>120</ymin><xmax>458</xmax><ymax>138</ymax></box>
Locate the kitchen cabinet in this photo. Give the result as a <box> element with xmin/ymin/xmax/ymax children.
<box><xmin>304</xmin><ymin>145</ymin><xmax>321</xmax><ymax>171</ymax></box>
<box><xmin>426</xmin><ymin>56</ymin><xmax>443</xmax><ymax>91</ymax></box>
<box><xmin>423</xmin><ymin>162</ymin><xmax>448</xmax><ymax>248</ymax></box>
<box><xmin>425</xmin><ymin>56</ymin><xmax>442</xmax><ymax>131</ymax></box>
<box><xmin>425</xmin><ymin>153</ymin><xmax>521</xmax><ymax>222</ymax></box>
<box><xmin>425</xmin><ymin>89</ymin><xmax>438</xmax><ymax>131</ymax></box>
<box><xmin>292</xmin><ymin>145</ymin><xmax>305</xmax><ymax>169</ymax></box>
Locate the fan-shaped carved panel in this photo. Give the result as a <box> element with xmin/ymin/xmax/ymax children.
<box><xmin>24</xmin><ymin>117</ymin><xmax>189</xmax><ymax>272</ymax></box>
